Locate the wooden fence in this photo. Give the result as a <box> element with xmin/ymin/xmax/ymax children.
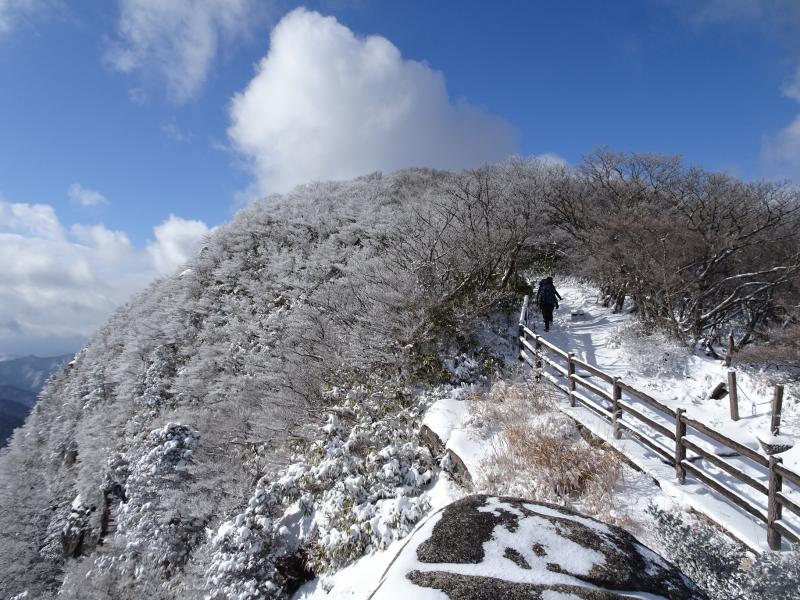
<box><xmin>518</xmin><ymin>296</ymin><xmax>800</xmax><ymax>551</ymax></box>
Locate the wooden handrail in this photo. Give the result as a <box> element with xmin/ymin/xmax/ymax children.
<box><xmin>771</xmin><ymin>520</ymin><xmax>800</xmax><ymax>545</ymax></box>
<box><xmin>515</xmin><ymin>297</ymin><xmax>800</xmax><ymax>551</ymax></box>
<box><xmin>519</xmin><ymin>294</ymin><xmax>530</xmax><ymax>326</ymax></box>
<box><xmin>682</xmin><ymin>461</ymin><xmax>768</xmax><ymax>523</ymax></box>
<box><xmin>681</xmin><ymin>437</ymin><xmax>768</xmax><ymax>495</ymax></box>
<box><xmin>617</xmin><ymin>399</ymin><xmax>675</xmax><ymax>440</ymax></box>
<box><xmin>777</xmin><ymin>491</ymin><xmax>800</xmax><ymax>519</ymax></box>
<box><xmin>776</xmin><ymin>462</ymin><xmax>800</xmax><ymax>487</ymax></box>
<box><xmin>571</xmin><ymin>356</ymin><xmax>615</xmax><ymax>384</ymax></box>
<box><xmin>571</xmin><ymin>373</ymin><xmax>612</xmax><ymax>403</ymax></box>
<box><xmin>616</xmin><ymin>380</ymin><xmax>676</xmax><ymax>417</ymax></box>
<box><xmin>681</xmin><ymin>414</ymin><xmax>769</xmax><ymax>468</ymax></box>
<box><xmin>616</xmin><ymin>419</ymin><xmax>674</xmax><ymax>463</ymax></box>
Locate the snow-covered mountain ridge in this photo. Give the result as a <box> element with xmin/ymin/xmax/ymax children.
<box><xmin>1</xmin><ymin>158</ymin><xmax>797</xmax><ymax>599</ymax></box>
<box><xmin>0</xmin><ymin>166</ymin><xmax>547</xmax><ymax>599</ymax></box>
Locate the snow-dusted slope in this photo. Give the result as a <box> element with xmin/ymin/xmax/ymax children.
<box><xmin>528</xmin><ymin>280</ymin><xmax>799</xmax><ymax>551</ymax></box>
<box><xmin>532</xmin><ymin>281</ymin><xmax>797</xmax><ymax>465</ymax></box>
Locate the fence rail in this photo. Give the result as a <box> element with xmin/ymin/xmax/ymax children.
<box><xmin>518</xmin><ymin>295</ymin><xmax>800</xmax><ymax>551</ymax></box>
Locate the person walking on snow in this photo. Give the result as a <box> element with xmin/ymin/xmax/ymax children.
<box><xmin>536</xmin><ymin>277</ymin><xmax>562</xmax><ymax>332</ymax></box>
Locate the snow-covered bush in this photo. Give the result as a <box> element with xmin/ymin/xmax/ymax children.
<box><xmin>56</xmin><ymin>423</ymin><xmax>203</xmax><ymax>598</ymax></box>
<box><xmin>607</xmin><ymin>320</ymin><xmax>692</xmax><ymax>380</ymax></box>
<box><xmin>205</xmin><ymin>383</ymin><xmax>438</xmax><ymax>598</ymax></box>
<box><xmin>139</xmin><ymin>346</ymin><xmax>177</xmax><ymax>409</ymax></box>
<box><xmin>205</xmin><ymin>475</ymin><xmax>292</xmax><ymax>599</ymax></box>
<box><xmin>61</xmin><ymin>494</ymin><xmax>92</xmax><ymax>558</ymax></box>
<box><xmin>114</xmin><ymin>423</ymin><xmax>203</xmax><ymax>574</ymax></box>
<box><xmin>648</xmin><ymin>504</ymin><xmax>800</xmax><ymax>600</ymax></box>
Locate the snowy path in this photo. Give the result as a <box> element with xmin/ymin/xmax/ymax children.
<box><xmin>527</xmin><ymin>280</ymin><xmax>800</xmax><ymax>552</ymax></box>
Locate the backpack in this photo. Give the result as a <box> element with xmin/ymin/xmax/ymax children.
<box><xmin>537</xmin><ymin>282</ymin><xmax>558</xmax><ymax>307</ymax></box>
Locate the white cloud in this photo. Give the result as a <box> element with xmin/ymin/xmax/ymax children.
<box><xmin>0</xmin><ymin>198</ymin><xmax>63</xmax><ymax>239</ymax></box>
<box><xmin>0</xmin><ymin>0</ymin><xmax>59</xmax><ymax>36</ymax></box>
<box><xmin>764</xmin><ymin>115</ymin><xmax>800</xmax><ymax>174</ymax></box>
<box><xmin>228</xmin><ymin>8</ymin><xmax>517</xmax><ymax>195</ymax></box>
<box><xmin>0</xmin><ymin>197</ymin><xmax>209</xmax><ymax>355</ymax></box>
<box><xmin>782</xmin><ymin>67</ymin><xmax>800</xmax><ymax>102</ymax></box>
<box><xmin>674</xmin><ymin>1</ymin><xmax>800</xmax><ymax>179</ymax></box>
<box><xmin>68</xmin><ymin>182</ymin><xmax>108</xmax><ymax>207</ymax></box>
<box><xmin>161</xmin><ymin>120</ymin><xmax>193</xmax><ymax>143</ymax></box>
<box><xmin>106</xmin><ymin>0</ymin><xmax>266</xmax><ymax>103</ymax></box>
<box><xmin>147</xmin><ymin>214</ymin><xmax>210</xmax><ymax>275</ymax></box>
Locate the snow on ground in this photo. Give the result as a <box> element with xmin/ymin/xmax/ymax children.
<box><xmin>421</xmin><ymin>393</ymin><xmax>469</xmax><ymax>445</ymax></box>
<box><xmin>296</xmin><ymin>280</ymin><xmax>798</xmax><ymax>597</ymax></box>
<box><xmin>293</xmin><ymin>477</ymin><xmax>464</xmax><ymax>599</ymax></box>
<box><xmin>528</xmin><ymin>278</ymin><xmax>799</xmax><ymax>551</ymax></box>
<box><xmin>531</xmin><ymin>280</ymin><xmax>798</xmax><ymax>453</ymax></box>
<box><xmin>295</xmin><ymin>383</ymin><xmax>677</xmax><ymax>598</ymax></box>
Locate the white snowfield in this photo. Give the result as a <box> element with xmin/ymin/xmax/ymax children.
<box><xmin>526</xmin><ymin>281</ymin><xmax>799</xmax><ymax>552</ymax></box>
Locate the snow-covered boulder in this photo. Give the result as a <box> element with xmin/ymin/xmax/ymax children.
<box><xmin>372</xmin><ymin>494</ymin><xmax>706</xmax><ymax>599</ymax></box>
<box><xmin>420</xmin><ymin>395</ymin><xmax>481</xmax><ymax>489</ymax></box>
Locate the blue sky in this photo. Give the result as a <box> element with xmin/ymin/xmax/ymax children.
<box><xmin>1</xmin><ymin>0</ymin><xmax>799</xmax><ymax>355</ymax></box>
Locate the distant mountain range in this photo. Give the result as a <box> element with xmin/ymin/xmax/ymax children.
<box><xmin>0</xmin><ymin>354</ymin><xmax>73</xmax><ymax>446</ymax></box>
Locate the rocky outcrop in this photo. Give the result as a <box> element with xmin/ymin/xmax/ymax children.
<box><xmin>420</xmin><ymin>422</ymin><xmax>474</xmax><ymax>489</ymax></box>
<box><xmin>419</xmin><ymin>398</ymin><xmax>476</xmax><ymax>489</ymax></box>
<box><xmin>418</xmin><ymin>424</ymin><xmax>445</xmax><ymax>457</ymax></box>
<box><xmin>372</xmin><ymin>494</ymin><xmax>706</xmax><ymax>600</ymax></box>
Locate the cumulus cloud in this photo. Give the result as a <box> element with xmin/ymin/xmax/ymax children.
<box><xmin>68</xmin><ymin>182</ymin><xmax>108</xmax><ymax>207</ymax></box>
<box><xmin>106</xmin><ymin>0</ymin><xmax>266</xmax><ymax>103</ymax></box>
<box><xmin>0</xmin><ymin>200</ymin><xmax>63</xmax><ymax>239</ymax></box>
<box><xmin>0</xmin><ymin>197</ymin><xmax>209</xmax><ymax>355</ymax></box>
<box><xmin>147</xmin><ymin>214</ymin><xmax>210</xmax><ymax>275</ymax></box>
<box><xmin>228</xmin><ymin>8</ymin><xmax>517</xmax><ymax>195</ymax></box>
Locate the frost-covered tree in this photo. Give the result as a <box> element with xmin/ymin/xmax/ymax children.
<box><xmin>0</xmin><ymin>164</ymin><xmax>550</xmax><ymax>598</ymax></box>
<box><xmin>3</xmin><ymin>156</ymin><xmax>792</xmax><ymax>598</ymax></box>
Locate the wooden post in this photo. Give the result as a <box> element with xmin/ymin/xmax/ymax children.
<box><xmin>534</xmin><ymin>336</ymin><xmax>542</xmax><ymax>381</ymax></box>
<box><xmin>724</xmin><ymin>332</ymin><xmax>735</xmax><ymax>367</ymax></box>
<box><xmin>771</xmin><ymin>385</ymin><xmax>784</xmax><ymax>435</ymax></box>
<box><xmin>567</xmin><ymin>352</ymin><xmax>576</xmax><ymax>407</ymax></box>
<box><xmin>612</xmin><ymin>377</ymin><xmax>622</xmax><ymax>440</ymax></box>
<box><xmin>518</xmin><ymin>296</ymin><xmax>528</xmax><ymax>363</ymax></box>
<box><xmin>675</xmin><ymin>408</ymin><xmax>686</xmax><ymax>483</ymax></box>
<box><xmin>727</xmin><ymin>369</ymin><xmax>739</xmax><ymax>421</ymax></box>
<box><xmin>767</xmin><ymin>456</ymin><xmax>783</xmax><ymax>551</ymax></box>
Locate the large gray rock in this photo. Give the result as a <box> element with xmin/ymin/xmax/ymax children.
<box><xmin>371</xmin><ymin>494</ymin><xmax>706</xmax><ymax>600</ymax></box>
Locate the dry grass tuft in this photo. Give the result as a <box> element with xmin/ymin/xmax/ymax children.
<box><xmin>471</xmin><ymin>378</ymin><xmax>623</xmax><ymax>522</ymax></box>
<box><xmin>466</xmin><ymin>378</ymin><xmax>556</xmax><ymax>428</ymax></box>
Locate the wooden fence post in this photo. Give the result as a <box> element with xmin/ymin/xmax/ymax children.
<box><xmin>612</xmin><ymin>377</ymin><xmax>622</xmax><ymax>440</ymax></box>
<box><xmin>771</xmin><ymin>384</ymin><xmax>784</xmax><ymax>435</ymax></box>
<box><xmin>767</xmin><ymin>456</ymin><xmax>783</xmax><ymax>551</ymax></box>
<box><xmin>727</xmin><ymin>369</ymin><xmax>739</xmax><ymax>421</ymax></box>
<box><xmin>567</xmin><ymin>352</ymin><xmax>576</xmax><ymax>407</ymax></box>
<box><xmin>531</xmin><ymin>336</ymin><xmax>540</xmax><ymax>380</ymax></box>
<box><xmin>675</xmin><ymin>408</ymin><xmax>686</xmax><ymax>483</ymax></box>
<box><xmin>724</xmin><ymin>332</ymin><xmax>735</xmax><ymax>367</ymax></box>
<box><xmin>518</xmin><ymin>296</ymin><xmax>528</xmax><ymax>363</ymax></box>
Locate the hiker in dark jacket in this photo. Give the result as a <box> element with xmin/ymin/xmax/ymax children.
<box><xmin>536</xmin><ymin>277</ymin><xmax>562</xmax><ymax>332</ymax></box>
